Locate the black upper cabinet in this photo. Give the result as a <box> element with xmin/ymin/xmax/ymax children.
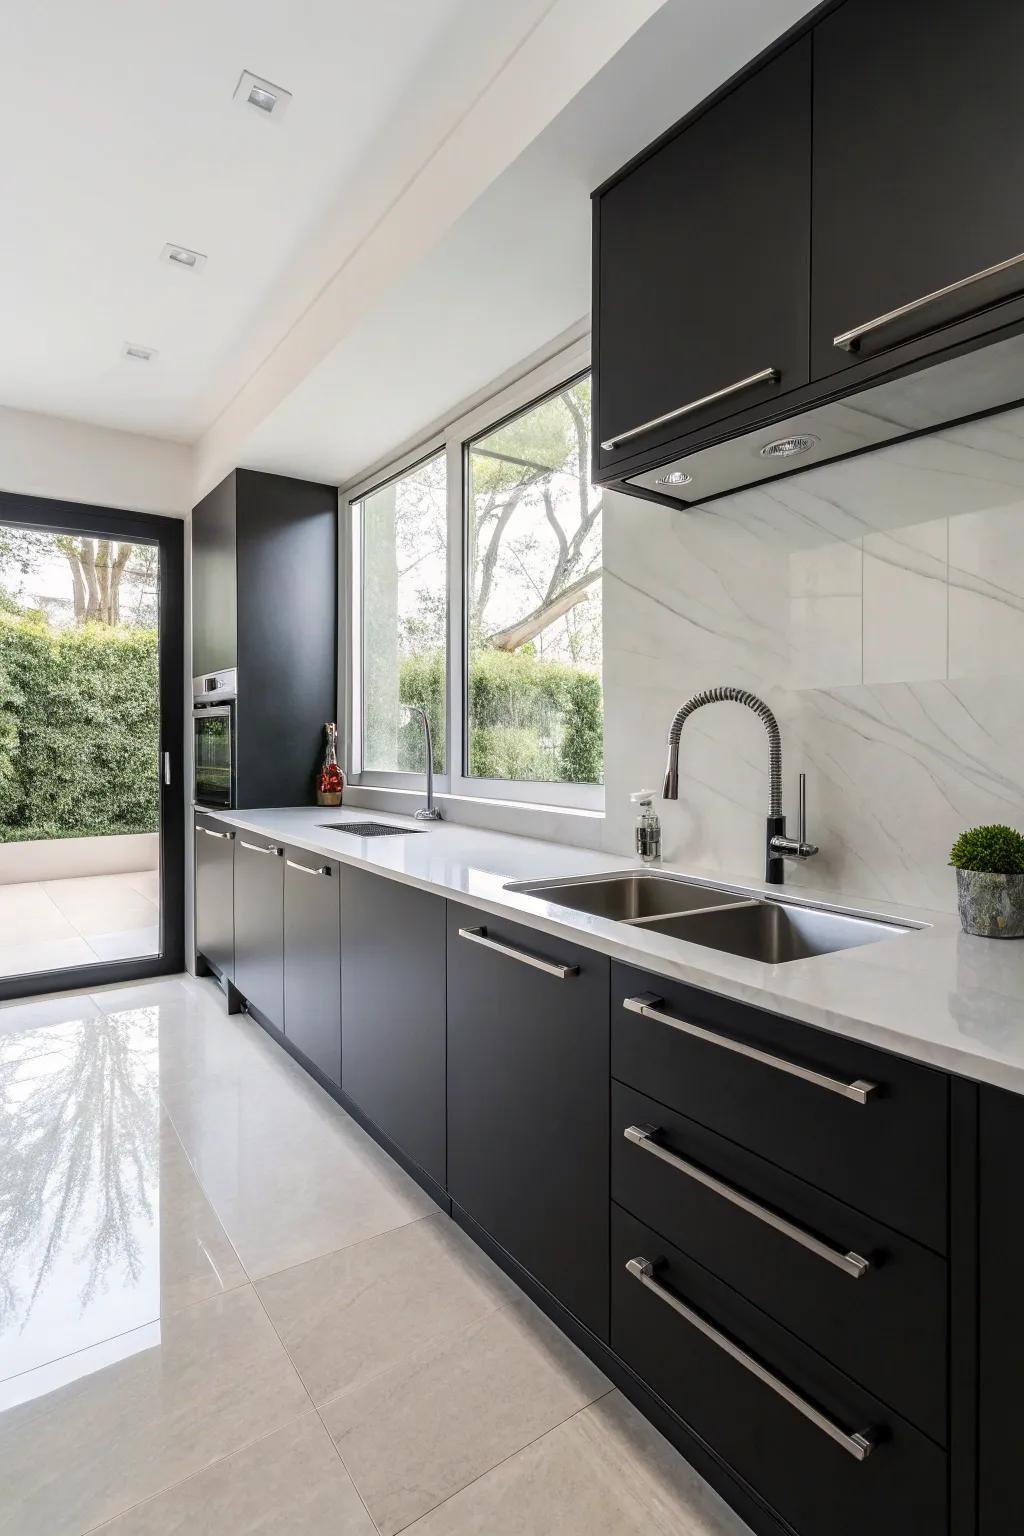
<box><xmin>341</xmin><ymin>869</ymin><xmax>446</xmax><ymax>1188</ymax></box>
<box><xmin>812</xmin><ymin>0</ymin><xmax>1024</xmax><ymax>381</ymax></box>
<box><xmin>191</xmin><ymin>476</ymin><xmax>237</xmax><ymax>677</ymax></box>
<box><xmin>594</xmin><ymin>37</ymin><xmax>810</xmax><ymax>474</ymax></box>
<box><xmin>283</xmin><ymin>848</ymin><xmax>341</xmax><ymax>1086</ymax></box>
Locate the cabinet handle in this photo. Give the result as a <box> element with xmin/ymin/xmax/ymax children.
<box><xmin>196</xmin><ymin>826</ymin><xmax>234</xmax><ymax>840</ymax></box>
<box><xmin>240</xmin><ymin>840</ymin><xmax>283</xmax><ymax>856</ymax></box>
<box><xmin>833</xmin><ymin>248</ymin><xmax>1024</xmax><ymax>353</ymax></box>
<box><xmin>625</xmin><ymin>1257</ymin><xmax>876</xmax><ymax>1461</ymax></box>
<box><xmin>458</xmin><ymin>925</ymin><xmax>578</xmax><ymax>979</ymax></box>
<box><xmin>622</xmin><ymin>994</ymin><xmax>877</xmax><ymax>1104</ymax></box>
<box><xmin>600</xmin><ymin>367</ymin><xmax>780</xmax><ymax>452</ymax></box>
<box><xmin>623</xmin><ymin>1126</ymin><xmax>869</xmax><ymax>1279</ymax></box>
<box><xmin>286</xmin><ymin>858</ymin><xmax>332</xmax><ymax>876</ymax></box>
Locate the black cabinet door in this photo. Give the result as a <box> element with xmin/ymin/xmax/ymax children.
<box><xmin>234</xmin><ymin>835</ymin><xmax>284</xmax><ymax>1027</ymax></box>
<box><xmin>446</xmin><ymin>904</ymin><xmax>610</xmax><ymax>1338</ymax></box>
<box><xmin>979</xmin><ymin>1084</ymin><xmax>1024</xmax><ymax>1534</ymax></box>
<box><xmin>190</xmin><ymin>473</ymin><xmax>236</xmax><ymax>677</ymax></box>
<box><xmin>812</xmin><ymin>0</ymin><xmax>1024</xmax><ymax>381</ymax></box>
<box><xmin>594</xmin><ymin>36</ymin><xmax>809</xmax><ymax>475</ymax></box>
<box><xmin>283</xmin><ymin>848</ymin><xmax>341</xmax><ymax>1086</ymax></box>
<box><xmin>194</xmin><ymin>815</ymin><xmax>235</xmax><ymax>979</ymax></box>
<box><xmin>341</xmin><ymin>869</ymin><xmax>445</xmax><ymax>1184</ymax></box>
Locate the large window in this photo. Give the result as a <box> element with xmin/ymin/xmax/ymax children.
<box><xmin>348</xmin><ymin>343</ymin><xmax>603</xmax><ymax>808</ymax></box>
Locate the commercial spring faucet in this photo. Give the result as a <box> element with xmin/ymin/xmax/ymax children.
<box><xmin>662</xmin><ymin>686</ymin><xmax>817</xmax><ymax>884</ymax></box>
<box><xmin>403</xmin><ymin>704</ymin><xmax>443</xmax><ymax>821</ymax></box>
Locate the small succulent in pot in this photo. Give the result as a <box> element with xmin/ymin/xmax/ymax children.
<box><xmin>949</xmin><ymin>824</ymin><xmax>1024</xmax><ymax>938</ymax></box>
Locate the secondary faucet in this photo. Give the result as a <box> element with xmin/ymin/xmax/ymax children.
<box><xmin>661</xmin><ymin>686</ymin><xmax>817</xmax><ymax>884</ymax></box>
<box><xmin>403</xmin><ymin>704</ymin><xmax>443</xmax><ymax>821</ymax></box>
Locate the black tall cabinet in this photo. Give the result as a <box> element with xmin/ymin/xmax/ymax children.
<box><xmin>191</xmin><ymin>468</ymin><xmax>337</xmax><ymax>808</ymax></box>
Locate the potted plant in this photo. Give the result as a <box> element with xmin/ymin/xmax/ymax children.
<box><xmin>949</xmin><ymin>824</ymin><xmax>1024</xmax><ymax>938</ymax></box>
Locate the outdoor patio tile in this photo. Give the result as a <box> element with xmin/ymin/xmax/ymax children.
<box><xmin>0</xmin><ymin>935</ymin><xmax>96</xmax><ymax>977</ymax></box>
<box><xmin>88</xmin><ymin>926</ymin><xmax>161</xmax><ymax>962</ymax></box>
<box><xmin>43</xmin><ymin>875</ymin><xmax>158</xmax><ymax>935</ymax></box>
<box><xmin>0</xmin><ymin>882</ymin><xmax>79</xmax><ymax>942</ymax></box>
<box><xmin>121</xmin><ymin>869</ymin><xmax>160</xmax><ymax>902</ymax></box>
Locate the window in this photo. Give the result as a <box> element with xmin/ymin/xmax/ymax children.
<box><xmin>359</xmin><ymin>451</ymin><xmax>447</xmax><ymax>773</ymax></box>
<box><xmin>348</xmin><ymin>341</ymin><xmax>603</xmax><ymax>809</ymax></box>
<box><xmin>466</xmin><ymin>377</ymin><xmax>602</xmax><ymax>784</ymax></box>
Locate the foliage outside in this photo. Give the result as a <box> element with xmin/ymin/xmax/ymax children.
<box><xmin>949</xmin><ymin>824</ymin><xmax>1024</xmax><ymax>875</ymax></box>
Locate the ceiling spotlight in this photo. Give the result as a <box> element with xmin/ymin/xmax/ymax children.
<box><xmin>655</xmin><ymin>469</ymin><xmax>693</xmax><ymax>487</ymax></box>
<box><xmin>123</xmin><ymin>343</ymin><xmax>156</xmax><ymax>361</ymax></box>
<box><xmin>160</xmin><ymin>243</ymin><xmax>207</xmax><ymax>273</ymax></box>
<box><xmin>233</xmin><ymin>69</ymin><xmax>292</xmax><ymax>121</ymax></box>
<box><xmin>758</xmin><ymin>434</ymin><xmax>819</xmax><ymax>461</ymax></box>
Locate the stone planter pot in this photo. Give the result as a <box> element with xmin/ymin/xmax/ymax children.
<box><xmin>956</xmin><ymin>868</ymin><xmax>1024</xmax><ymax>938</ymax></box>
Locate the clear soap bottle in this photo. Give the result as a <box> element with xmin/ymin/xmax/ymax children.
<box><xmin>631</xmin><ymin>790</ymin><xmax>661</xmax><ymax>864</ymax></box>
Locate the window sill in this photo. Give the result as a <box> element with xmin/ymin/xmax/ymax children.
<box><xmin>343</xmin><ymin>783</ymin><xmax>606</xmax><ymax>849</ymax></box>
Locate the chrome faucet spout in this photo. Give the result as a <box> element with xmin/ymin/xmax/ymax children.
<box><xmin>403</xmin><ymin>704</ymin><xmax>443</xmax><ymax>822</ymax></box>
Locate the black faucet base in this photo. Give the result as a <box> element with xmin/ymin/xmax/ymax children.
<box><xmin>765</xmin><ymin>815</ymin><xmax>786</xmax><ymax>884</ymax></box>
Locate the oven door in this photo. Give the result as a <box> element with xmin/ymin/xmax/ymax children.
<box><xmin>193</xmin><ymin>704</ymin><xmax>235</xmax><ymax>808</ymax></box>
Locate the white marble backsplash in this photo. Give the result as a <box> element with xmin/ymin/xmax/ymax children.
<box><xmin>601</xmin><ymin>402</ymin><xmax>1024</xmax><ymax>912</ymax></box>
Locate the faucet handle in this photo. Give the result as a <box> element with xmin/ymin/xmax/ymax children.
<box><xmin>770</xmin><ymin>771</ymin><xmax>819</xmax><ymax>860</ymax></box>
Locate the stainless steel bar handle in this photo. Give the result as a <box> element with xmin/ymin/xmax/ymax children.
<box><xmin>240</xmin><ymin>841</ymin><xmax>283</xmax><ymax>857</ymax></box>
<box><xmin>163</xmin><ymin>751</ymin><xmax>171</xmax><ymax>787</ymax></box>
<box><xmin>833</xmin><ymin>248</ymin><xmax>1024</xmax><ymax>352</ymax></box>
<box><xmin>622</xmin><ymin>994</ymin><xmax>877</xmax><ymax>1104</ymax></box>
<box><xmin>197</xmin><ymin>826</ymin><xmax>233</xmax><ymax>840</ymax></box>
<box><xmin>623</xmin><ymin>1126</ymin><xmax>869</xmax><ymax>1279</ymax></box>
<box><xmin>600</xmin><ymin>367</ymin><xmax>780</xmax><ymax>452</ymax></box>
<box><xmin>286</xmin><ymin>859</ymin><xmax>331</xmax><ymax>876</ymax></box>
<box><xmin>625</xmin><ymin>1258</ymin><xmax>875</xmax><ymax>1461</ymax></box>
<box><xmin>458</xmin><ymin>925</ymin><xmax>578</xmax><ymax>980</ymax></box>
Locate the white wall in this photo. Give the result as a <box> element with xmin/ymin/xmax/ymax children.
<box><xmin>602</xmin><ymin>403</ymin><xmax>1024</xmax><ymax>914</ymax></box>
<box><xmin>0</xmin><ymin>404</ymin><xmax>192</xmax><ymax>516</ymax></box>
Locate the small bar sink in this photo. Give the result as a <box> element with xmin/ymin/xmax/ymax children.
<box><xmin>643</xmin><ymin>900</ymin><xmax>910</xmax><ymax>963</ymax></box>
<box><xmin>507</xmin><ymin>871</ymin><xmax>742</xmax><ymax>922</ymax></box>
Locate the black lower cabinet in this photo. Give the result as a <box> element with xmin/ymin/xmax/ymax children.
<box><xmin>446</xmin><ymin>903</ymin><xmax>610</xmax><ymax>1339</ymax></box>
<box><xmin>341</xmin><ymin>869</ymin><xmax>445</xmax><ymax>1186</ymax></box>
<box><xmin>283</xmin><ymin>848</ymin><xmax>341</xmax><ymax>1086</ymax></box>
<box><xmin>194</xmin><ymin>815</ymin><xmax>235</xmax><ymax>979</ymax></box>
<box><xmin>611</xmin><ymin>1206</ymin><xmax>946</xmax><ymax>1536</ymax></box>
<box><xmin>233</xmin><ymin>835</ymin><xmax>285</xmax><ymax>1027</ymax></box>
<box><xmin>979</xmin><ymin>1084</ymin><xmax>1024</xmax><ymax>1535</ymax></box>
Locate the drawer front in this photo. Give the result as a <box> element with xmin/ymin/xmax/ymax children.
<box><xmin>613</xmin><ymin>1082</ymin><xmax>947</xmax><ymax>1443</ymax></box>
<box><xmin>612</xmin><ymin>1207</ymin><xmax>946</xmax><ymax>1536</ymax></box>
<box><xmin>612</xmin><ymin>964</ymin><xmax>948</xmax><ymax>1252</ymax></box>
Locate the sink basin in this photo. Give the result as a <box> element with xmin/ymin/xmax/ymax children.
<box><xmin>645</xmin><ymin>900</ymin><xmax>910</xmax><ymax>963</ymax></box>
<box><xmin>507</xmin><ymin>872</ymin><xmax>742</xmax><ymax>922</ymax></box>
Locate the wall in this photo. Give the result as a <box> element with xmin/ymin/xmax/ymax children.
<box><xmin>0</xmin><ymin>833</ymin><xmax>158</xmax><ymax>885</ymax></box>
<box><xmin>602</xmin><ymin>403</ymin><xmax>1024</xmax><ymax>914</ymax></box>
<box><xmin>0</xmin><ymin>405</ymin><xmax>192</xmax><ymax>516</ymax></box>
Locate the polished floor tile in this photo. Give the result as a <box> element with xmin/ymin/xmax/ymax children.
<box><xmin>157</xmin><ymin>1116</ymin><xmax>247</xmax><ymax>1314</ymax></box>
<box><xmin>404</xmin><ymin>1391</ymin><xmax>754</xmax><ymax>1536</ymax></box>
<box><xmin>0</xmin><ymin>987</ymin><xmax>101</xmax><ymax>1035</ymax></box>
<box><xmin>257</xmin><ymin>1211</ymin><xmax>519</xmax><ymax>1403</ymax></box>
<box><xmin>88</xmin><ymin>925</ymin><xmax>160</xmax><ymax>961</ymax></box>
<box><xmin>320</xmin><ymin>1297</ymin><xmax>611</xmax><ymax>1535</ymax></box>
<box><xmin>0</xmin><ymin>1285</ymin><xmax>310</xmax><ymax>1536</ymax></box>
<box><xmin>92</xmin><ymin>1414</ymin><xmax>375</xmax><ymax>1536</ymax></box>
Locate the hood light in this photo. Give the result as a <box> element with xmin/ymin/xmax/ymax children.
<box><xmin>655</xmin><ymin>470</ymin><xmax>693</xmax><ymax>487</ymax></box>
<box><xmin>759</xmin><ymin>434</ymin><xmax>819</xmax><ymax>461</ymax></box>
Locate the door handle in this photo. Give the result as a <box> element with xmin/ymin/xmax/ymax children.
<box><xmin>600</xmin><ymin>367</ymin><xmax>780</xmax><ymax>452</ymax></box>
<box><xmin>286</xmin><ymin>858</ymin><xmax>332</xmax><ymax>876</ymax></box>
<box><xmin>833</xmin><ymin>248</ymin><xmax>1024</xmax><ymax>352</ymax></box>
<box><xmin>240</xmin><ymin>840</ymin><xmax>283</xmax><ymax>856</ymax></box>
<box><xmin>457</xmin><ymin>925</ymin><xmax>578</xmax><ymax>979</ymax></box>
<box><xmin>196</xmin><ymin>826</ymin><xmax>233</xmax><ymax>840</ymax></box>
<box><xmin>163</xmin><ymin>751</ymin><xmax>171</xmax><ymax>787</ymax></box>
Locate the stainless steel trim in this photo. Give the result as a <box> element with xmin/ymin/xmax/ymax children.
<box><xmin>458</xmin><ymin>925</ymin><xmax>578</xmax><ymax>979</ymax></box>
<box><xmin>833</xmin><ymin>249</ymin><xmax>1024</xmax><ymax>352</ymax></box>
<box><xmin>625</xmin><ymin>1258</ymin><xmax>875</xmax><ymax>1461</ymax></box>
<box><xmin>192</xmin><ymin>667</ymin><xmax>238</xmax><ymax>703</ymax></box>
<box><xmin>600</xmin><ymin>368</ymin><xmax>780</xmax><ymax>452</ymax></box>
<box><xmin>623</xmin><ymin>1126</ymin><xmax>869</xmax><ymax>1278</ymax></box>
<box><xmin>286</xmin><ymin>858</ymin><xmax>331</xmax><ymax>876</ymax></box>
<box><xmin>240</xmin><ymin>840</ymin><xmax>283</xmax><ymax>856</ymax></box>
<box><xmin>163</xmin><ymin>751</ymin><xmax>171</xmax><ymax>787</ymax></box>
<box><xmin>196</xmin><ymin>825</ymin><xmax>233</xmax><ymax>841</ymax></box>
<box><xmin>622</xmin><ymin>993</ymin><xmax>877</xmax><ymax>1103</ymax></box>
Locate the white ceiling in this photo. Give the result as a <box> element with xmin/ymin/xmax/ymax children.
<box><xmin>0</xmin><ymin>0</ymin><xmax>550</xmax><ymax>439</ymax></box>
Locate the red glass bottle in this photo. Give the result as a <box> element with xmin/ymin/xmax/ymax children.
<box><xmin>316</xmin><ymin>722</ymin><xmax>345</xmax><ymax>805</ymax></box>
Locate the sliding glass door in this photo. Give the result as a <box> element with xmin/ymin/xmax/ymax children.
<box><xmin>0</xmin><ymin>492</ymin><xmax>183</xmax><ymax>999</ymax></box>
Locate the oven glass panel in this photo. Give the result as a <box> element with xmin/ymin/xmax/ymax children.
<box><xmin>193</xmin><ymin>709</ymin><xmax>233</xmax><ymax>807</ymax></box>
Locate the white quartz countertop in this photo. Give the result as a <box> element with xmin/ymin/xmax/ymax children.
<box><xmin>206</xmin><ymin>804</ymin><xmax>1024</xmax><ymax>1095</ymax></box>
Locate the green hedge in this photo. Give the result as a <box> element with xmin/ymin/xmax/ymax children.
<box><xmin>0</xmin><ymin>612</ymin><xmax>159</xmax><ymax>842</ymax></box>
<box><xmin>397</xmin><ymin>646</ymin><xmax>603</xmax><ymax>784</ymax></box>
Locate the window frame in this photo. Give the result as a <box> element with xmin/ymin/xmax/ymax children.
<box><xmin>344</xmin><ymin>337</ymin><xmax>602</xmax><ymax>812</ymax></box>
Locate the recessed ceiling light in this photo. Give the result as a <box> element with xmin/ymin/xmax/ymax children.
<box><xmin>655</xmin><ymin>469</ymin><xmax>693</xmax><ymax>487</ymax></box>
<box><xmin>123</xmin><ymin>342</ymin><xmax>157</xmax><ymax>361</ymax></box>
<box><xmin>758</xmin><ymin>434</ymin><xmax>819</xmax><ymax>461</ymax></box>
<box><xmin>160</xmin><ymin>242</ymin><xmax>207</xmax><ymax>273</ymax></box>
<box><xmin>233</xmin><ymin>69</ymin><xmax>292</xmax><ymax>121</ymax></box>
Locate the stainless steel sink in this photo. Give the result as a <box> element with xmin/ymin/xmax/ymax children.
<box><xmin>506</xmin><ymin>871</ymin><xmax>742</xmax><ymax>922</ymax></box>
<box><xmin>644</xmin><ymin>900</ymin><xmax>909</xmax><ymax>963</ymax></box>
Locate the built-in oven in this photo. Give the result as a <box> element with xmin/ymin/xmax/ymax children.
<box><xmin>192</xmin><ymin>668</ymin><xmax>237</xmax><ymax>809</ymax></box>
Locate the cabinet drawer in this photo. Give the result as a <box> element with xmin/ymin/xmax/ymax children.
<box><xmin>612</xmin><ymin>964</ymin><xmax>948</xmax><ymax>1252</ymax></box>
<box><xmin>612</xmin><ymin>1206</ymin><xmax>946</xmax><ymax>1536</ymax></box>
<box><xmin>613</xmin><ymin>1082</ymin><xmax>946</xmax><ymax>1443</ymax></box>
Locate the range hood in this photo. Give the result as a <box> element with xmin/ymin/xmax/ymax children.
<box><xmin>623</xmin><ymin>330</ymin><xmax>1024</xmax><ymax>507</ymax></box>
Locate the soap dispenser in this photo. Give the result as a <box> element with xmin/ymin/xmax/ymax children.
<box><xmin>631</xmin><ymin>790</ymin><xmax>662</xmax><ymax>864</ymax></box>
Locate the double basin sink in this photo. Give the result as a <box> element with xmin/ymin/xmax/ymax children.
<box><xmin>506</xmin><ymin>870</ymin><xmax>915</xmax><ymax>964</ymax></box>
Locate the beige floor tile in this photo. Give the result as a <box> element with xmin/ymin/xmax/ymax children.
<box><xmin>0</xmin><ymin>934</ymin><xmax>96</xmax><ymax>976</ymax></box>
<box><xmin>257</xmin><ymin>1212</ymin><xmax>519</xmax><ymax>1403</ymax></box>
<box><xmin>159</xmin><ymin>1117</ymin><xmax>248</xmax><ymax>1313</ymax></box>
<box><xmin>0</xmin><ymin>989</ymin><xmax>101</xmax><ymax>1035</ymax></box>
<box><xmin>88</xmin><ymin>925</ymin><xmax>161</xmax><ymax>961</ymax></box>
<box><xmin>42</xmin><ymin>874</ymin><xmax>158</xmax><ymax>935</ymax></box>
<box><xmin>0</xmin><ymin>1286</ymin><xmax>310</xmax><ymax>1536</ymax></box>
<box><xmin>91</xmin><ymin>1414</ymin><xmax>375</xmax><ymax>1535</ymax></box>
<box><xmin>0</xmin><ymin>881</ymin><xmax>79</xmax><ymax>941</ymax></box>
<box><xmin>320</xmin><ymin>1297</ymin><xmax>610</xmax><ymax>1535</ymax></box>
<box><xmin>120</xmin><ymin>869</ymin><xmax>160</xmax><ymax>902</ymax></box>
<box><xmin>404</xmin><ymin>1391</ymin><xmax>754</xmax><ymax>1536</ymax></box>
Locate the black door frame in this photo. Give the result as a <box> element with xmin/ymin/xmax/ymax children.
<box><xmin>0</xmin><ymin>490</ymin><xmax>184</xmax><ymax>1000</ymax></box>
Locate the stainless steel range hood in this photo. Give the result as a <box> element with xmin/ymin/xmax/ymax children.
<box><xmin>624</xmin><ymin>330</ymin><xmax>1024</xmax><ymax>506</ymax></box>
